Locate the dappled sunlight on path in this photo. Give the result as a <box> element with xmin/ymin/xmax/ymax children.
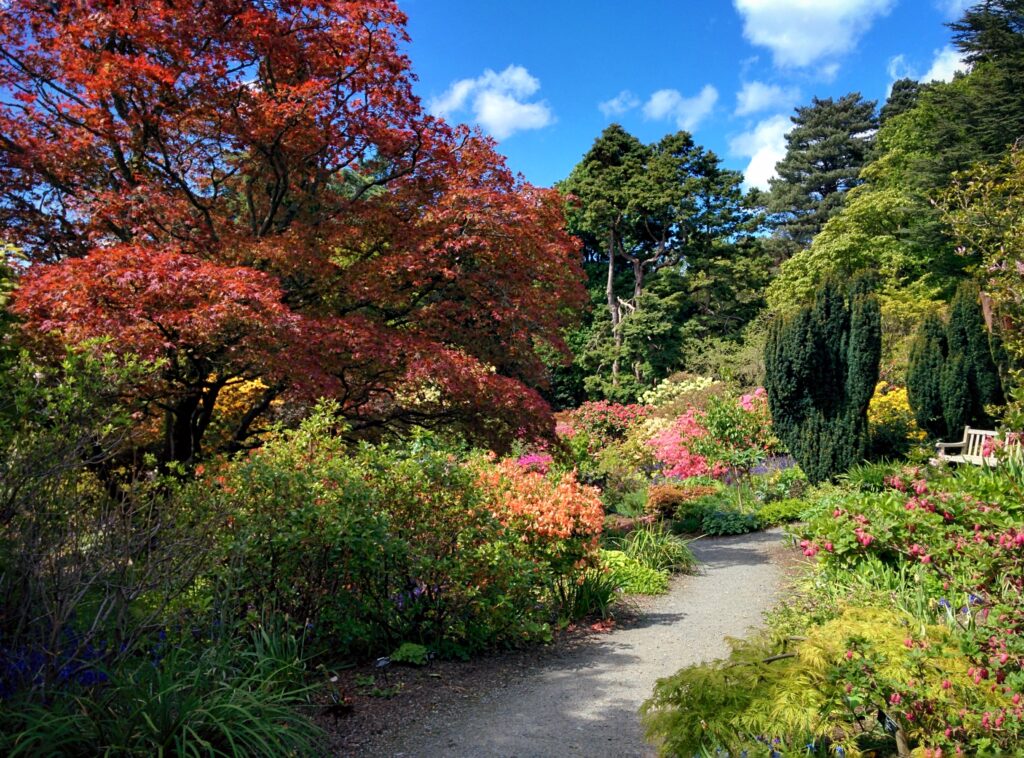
<box><xmin>369</xmin><ymin>530</ymin><xmax>786</xmax><ymax>758</ymax></box>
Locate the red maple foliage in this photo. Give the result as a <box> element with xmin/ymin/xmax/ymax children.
<box><xmin>0</xmin><ymin>0</ymin><xmax>585</xmax><ymax>461</ymax></box>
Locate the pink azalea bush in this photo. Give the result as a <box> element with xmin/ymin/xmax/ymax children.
<box><xmin>647</xmin><ymin>388</ymin><xmax>776</xmax><ymax>480</ymax></box>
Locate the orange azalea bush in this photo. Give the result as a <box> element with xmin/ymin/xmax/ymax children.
<box><xmin>477</xmin><ymin>457</ymin><xmax>604</xmax><ymax>574</ymax></box>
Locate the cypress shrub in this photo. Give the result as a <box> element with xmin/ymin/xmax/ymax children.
<box><xmin>764</xmin><ymin>278</ymin><xmax>881</xmax><ymax>484</ymax></box>
<box><xmin>907</xmin><ymin>314</ymin><xmax>948</xmax><ymax>438</ymax></box>
<box><xmin>906</xmin><ymin>282</ymin><xmax>1004</xmax><ymax>440</ymax></box>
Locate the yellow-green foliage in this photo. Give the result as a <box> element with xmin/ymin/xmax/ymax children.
<box><xmin>642</xmin><ymin>606</ymin><xmax>997</xmax><ymax>757</ymax></box>
<box><xmin>767</xmin><ymin>186</ymin><xmax>910</xmax><ymax>310</ymax></box>
<box><xmin>600</xmin><ymin>550</ymin><xmax>669</xmax><ymax>595</ymax></box>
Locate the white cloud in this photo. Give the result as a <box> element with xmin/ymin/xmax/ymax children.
<box><xmin>735</xmin><ymin>81</ymin><xmax>799</xmax><ymax>116</ymax></box>
<box><xmin>598</xmin><ymin>90</ymin><xmax>640</xmax><ymax>118</ymax></box>
<box><xmin>428</xmin><ymin>65</ymin><xmax>554</xmax><ymax>140</ymax></box>
<box><xmin>886</xmin><ymin>45</ymin><xmax>970</xmax><ymax>90</ymax></box>
<box><xmin>887</xmin><ymin>54</ymin><xmax>915</xmax><ymax>82</ymax></box>
<box><xmin>643</xmin><ymin>85</ymin><xmax>719</xmax><ymax>131</ymax></box>
<box><xmin>729</xmin><ymin>114</ymin><xmax>792</xmax><ymax>190</ymax></box>
<box><xmin>937</xmin><ymin>0</ymin><xmax>972</xmax><ymax>18</ymax></box>
<box><xmin>733</xmin><ymin>0</ymin><xmax>896</xmax><ymax>67</ymax></box>
<box><xmin>922</xmin><ymin>45</ymin><xmax>969</xmax><ymax>82</ymax></box>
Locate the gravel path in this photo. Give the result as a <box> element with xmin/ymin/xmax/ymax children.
<box><xmin>373</xmin><ymin>529</ymin><xmax>787</xmax><ymax>758</ymax></box>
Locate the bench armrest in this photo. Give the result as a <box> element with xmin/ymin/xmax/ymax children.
<box><xmin>936</xmin><ymin>441</ymin><xmax>965</xmax><ymax>450</ymax></box>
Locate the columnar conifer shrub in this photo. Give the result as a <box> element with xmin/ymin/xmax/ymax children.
<box><xmin>764</xmin><ymin>278</ymin><xmax>881</xmax><ymax>484</ymax></box>
<box><xmin>907</xmin><ymin>314</ymin><xmax>949</xmax><ymax>438</ymax></box>
<box><xmin>907</xmin><ymin>282</ymin><xmax>1005</xmax><ymax>440</ymax></box>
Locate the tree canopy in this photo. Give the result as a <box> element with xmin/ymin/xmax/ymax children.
<box><xmin>0</xmin><ymin>0</ymin><xmax>586</xmax><ymax>460</ymax></box>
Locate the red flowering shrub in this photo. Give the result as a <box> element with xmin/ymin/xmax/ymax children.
<box><xmin>561</xmin><ymin>401</ymin><xmax>650</xmax><ymax>451</ymax></box>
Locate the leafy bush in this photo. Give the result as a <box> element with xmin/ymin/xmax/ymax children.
<box><xmin>642</xmin><ymin>606</ymin><xmax>994</xmax><ymax>758</ymax></box>
<box><xmin>601</xmin><ymin>550</ymin><xmax>669</xmax><ymax>595</ymax></box>
<box><xmin>750</xmin><ymin>460</ymin><xmax>807</xmax><ymax>502</ymax></box>
<box><xmin>0</xmin><ymin>628</ymin><xmax>323</xmax><ymax>757</ymax></box>
<box><xmin>214</xmin><ymin>406</ymin><xmax>603</xmax><ymax>658</ymax></box>
<box><xmin>755</xmin><ymin>497</ymin><xmax>807</xmax><ymax>527</ymax></box>
<box><xmin>0</xmin><ymin>349</ymin><xmax>218</xmax><ymax>700</ymax></box>
<box><xmin>645</xmin><ymin>482</ymin><xmax>719</xmax><ymax>519</ymax></box>
<box><xmin>700</xmin><ymin>510</ymin><xmax>759</xmax><ymax>536</ymax></box>
<box><xmin>390</xmin><ymin>642</ymin><xmax>429</xmax><ymax>666</ymax></box>
<box><xmin>867</xmin><ymin>381</ymin><xmax>926</xmax><ymax>459</ymax></box>
<box><xmin>608</xmin><ymin>487</ymin><xmax>648</xmax><ymax>517</ymax></box>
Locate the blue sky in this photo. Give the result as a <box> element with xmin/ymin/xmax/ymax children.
<box><xmin>399</xmin><ymin>0</ymin><xmax>972</xmax><ymax>189</ymax></box>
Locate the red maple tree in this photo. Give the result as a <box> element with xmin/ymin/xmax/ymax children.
<box><xmin>1</xmin><ymin>0</ymin><xmax>585</xmax><ymax>461</ymax></box>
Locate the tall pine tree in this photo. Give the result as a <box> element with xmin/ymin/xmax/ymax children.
<box><xmin>768</xmin><ymin>93</ymin><xmax>878</xmax><ymax>257</ymax></box>
<box><xmin>765</xmin><ymin>278</ymin><xmax>881</xmax><ymax>483</ymax></box>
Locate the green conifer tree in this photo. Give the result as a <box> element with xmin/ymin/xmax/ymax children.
<box><xmin>907</xmin><ymin>314</ymin><xmax>948</xmax><ymax>438</ymax></box>
<box><xmin>764</xmin><ymin>278</ymin><xmax>881</xmax><ymax>483</ymax></box>
<box><xmin>767</xmin><ymin>93</ymin><xmax>878</xmax><ymax>256</ymax></box>
<box><xmin>907</xmin><ymin>282</ymin><xmax>1004</xmax><ymax>439</ymax></box>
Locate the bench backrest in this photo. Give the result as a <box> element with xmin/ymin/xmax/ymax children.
<box><xmin>964</xmin><ymin>428</ymin><xmax>995</xmax><ymax>459</ymax></box>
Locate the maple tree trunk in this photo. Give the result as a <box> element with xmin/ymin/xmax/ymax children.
<box><xmin>163</xmin><ymin>385</ymin><xmax>222</xmax><ymax>465</ymax></box>
<box><xmin>606</xmin><ymin>228</ymin><xmax>621</xmax><ymax>386</ymax></box>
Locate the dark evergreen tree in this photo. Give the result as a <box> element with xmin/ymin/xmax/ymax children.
<box><xmin>918</xmin><ymin>0</ymin><xmax>1024</xmax><ymax>175</ymax></box>
<box><xmin>560</xmin><ymin>125</ymin><xmax>757</xmax><ymax>399</ymax></box>
<box><xmin>764</xmin><ymin>278</ymin><xmax>881</xmax><ymax>484</ymax></box>
<box><xmin>880</xmin><ymin>78</ymin><xmax>923</xmax><ymax>124</ymax></box>
<box><xmin>946</xmin><ymin>281</ymin><xmax>1004</xmax><ymax>422</ymax></box>
<box><xmin>906</xmin><ymin>283</ymin><xmax>1005</xmax><ymax>439</ymax></box>
<box><xmin>767</xmin><ymin>93</ymin><xmax>878</xmax><ymax>256</ymax></box>
<box><xmin>907</xmin><ymin>314</ymin><xmax>948</xmax><ymax>438</ymax></box>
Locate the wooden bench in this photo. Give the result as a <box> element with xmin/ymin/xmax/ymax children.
<box><xmin>933</xmin><ymin>427</ymin><xmax>1021</xmax><ymax>467</ymax></box>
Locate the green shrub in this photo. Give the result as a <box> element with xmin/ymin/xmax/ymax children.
<box><xmin>390</xmin><ymin>642</ymin><xmax>429</xmax><ymax>666</ymax></box>
<box><xmin>609</xmin><ymin>487</ymin><xmax>647</xmax><ymax>517</ymax></box>
<box><xmin>214</xmin><ymin>406</ymin><xmax>552</xmax><ymax>658</ymax></box>
<box><xmin>755</xmin><ymin>497</ymin><xmax>807</xmax><ymax>527</ymax></box>
<box><xmin>0</xmin><ymin>628</ymin><xmax>323</xmax><ymax>757</ymax></box>
<box><xmin>751</xmin><ymin>464</ymin><xmax>808</xmax><ymax>502</ymax></box>
<box><xmin>700</xmin><ymin>510</ymin><xmax>759</xmax><ymax>536</ymax></box>
<box><xmin>601</xmin><ymin>550</ymin><xmax>670</xmax><ymax>595</ymax></box>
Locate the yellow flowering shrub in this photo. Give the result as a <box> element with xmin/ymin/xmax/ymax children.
<box><xmin>867</xmin><ymin>381</ymin><xmax>926</xmax><ymax>458</ymax></box>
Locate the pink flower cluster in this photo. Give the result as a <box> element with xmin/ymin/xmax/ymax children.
<box><xmin>739</xmin><ymin>386</ymin><xmax>767</xmax><ymax>412</ymax></box>
<box><xmin>647</xmin><ymin>408</ymin><xmax>724</xmax><ymax>479</ymax></box>
<box><xmin>559</xmin><ymin>401</ymin><xmax>650</xmax><ymax>448</ymax></box>
<box><xmin>516</xmin><ymin>452</ymin><xmax>553</xmax><ymax>474</ymax></box>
